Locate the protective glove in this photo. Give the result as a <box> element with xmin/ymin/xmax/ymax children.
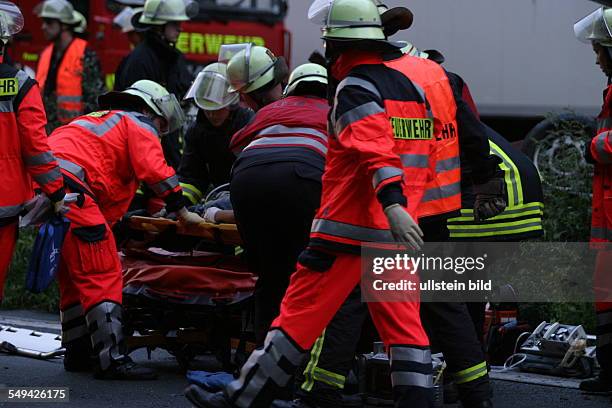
<box><xmin>384</xmin><ymin>204</ymin><xmax>424</xmax><ymax>250</ymax></box>
<box><xmin>52</xmin><ymin>193</ymin><xmax>79</xmax><ymax>215</ymax></box>
<box><xmin>473</xmin><ymin>178</ymin><xmax>507</xmax><ymax>222</ymax></box>
<box><xmin>177</xmin><ymin>207</ymin><xmax>205</xmax><ymax>225</ymax></box>
<box><xmin>203</xmin><ymin>207</ymin><xmax>221</xmax><ymax>224</ymax></box>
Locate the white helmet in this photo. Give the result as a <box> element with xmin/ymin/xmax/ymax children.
<box><xmin>136</xmin><ymin>0</ymin><xmax>198</xmax><ymax>26</ymax></box>
<box><xmin>38</xmin><ymin>0</ymin><xmax>79</xmax><ymax>25</ymax></box>
<box><xmin>0</xmin><ymin>1</ymin><xmax>23</xmax><ymax>45</ymax></box>
<box><xmin>283</xmin><ymin>63</ymin><xmax>328</xmax><ymax>97</ymax></box>
<box><xmin>184</xmin><ymin>63</ymin><xmax>239</xmax><ymax>111</ymax></box>
<box><xmin>113</xmin><ymin>7</ymin><xmax>142</xmax><ymax>33</ymax></box>
<box><xmin>575</xmin><ymin>7</ymin><xmax>612</xmax><ymax>47</ymax></box>
<box><xmin>98</xmin><ymin>80</ymin><xmax>186</xmax><ymax>135</ymax></box>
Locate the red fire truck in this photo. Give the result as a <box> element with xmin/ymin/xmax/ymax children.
<box><xmin>8</xmin><ymin>0</ymin><xmax>290</xmax><ymax>90</ymax></box>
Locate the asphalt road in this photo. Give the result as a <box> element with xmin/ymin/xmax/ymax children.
<box><xmin>1</xmin><ymin>310</ymin><xmax>611</xmax><ymax>408</ymax></box>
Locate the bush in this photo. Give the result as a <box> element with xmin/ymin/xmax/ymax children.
<box><xmin>517</xmin><ymin>112</ymin><xmax>596</xmax><ymax>332</ymax></box>
<box><xmin>2</xmin><ymin>227</ymin><xmax>60</xmax><ymax>312</ymax></box>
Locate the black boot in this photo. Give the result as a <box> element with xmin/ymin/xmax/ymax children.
<box><xmin>579</xmin><ymin>375</ymin><xmax>612</xmax><ymax>394</ymax></box>
<box><xmin>184</xmin><ymin>387</ymin><xmax>233</xmax><ymax>408</ymax></box>
<box><xmin>86</xmin><ymin>301</ymin><xmax>157</xmax><ymax>381</ymax></box>
<box><xmin>61</xmin><ymin>304</ymin><xmax>93</xmax><ymax>372</ymax></box>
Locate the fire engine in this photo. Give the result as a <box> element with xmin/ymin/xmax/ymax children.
<box><xmin>8</xmin><ymin>0</ymin><xmax>290</xmax><ymax>90</ymax></box>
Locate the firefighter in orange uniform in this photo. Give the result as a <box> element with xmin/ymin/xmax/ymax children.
<box><xmin>48</xmin><ymin>80</ymin><xmax>204</xmax><ymax>380</ymax></box>
<box><xmin>0</xmin><ymin>1</ymin><xmax>65</xmax><ymax>302</ymax></box>
<box><xmin>35</xmin><ymin>0</ymin><xmax>105</xmax><ymax>132</ymax></box>
<box><xmin>184</xmin><ymin>0</ymin><xmax>435</xmax><ymax>407</ymax></box>
<box><xmin>575</xmin><ymin>7</ymin><xmax>612</xmax><ymax>394</ymax></box>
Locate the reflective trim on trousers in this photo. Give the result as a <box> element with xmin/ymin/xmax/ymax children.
<box><xmin>372</xmin><ymin>166</ymin><xmax>404</xmax><ymax>190</ymax></box>
<box><xmin>149</xmin><ymin>174</ymin><xmax>179</xmax><ymax>196</ymax></box>
<box><xmin>301</xmin><ymin>329</ymin><xmax>326</xmax><ymax>392</ymax></box>
<box><xmin>422</xmin><ymin>181</ymin><xmax>461</xmax><ymax>202</ymax></box>
<box><xmin>245</xmin><ymin>136</ymin><xmax>328</xmax><ymax>157</ymax></box>
<box><xmin>258</xmin><ymin>124</ymin><xmax>328</xmax><ymax>142</ymax></box>
<box><xmin>335</xmin><ymin>101</ymin><xmax>385</xmax><ymax>137</ymax></box>
<box><xmin>227</xmin><ymin>329</ymin><xmax>304</xmax><ymax>408</ymax></box>
<box><xmin>85</xmin><ymin>302</ymin><xmax>127</xmax><ymax>371</ymax></box>
<box><xmin>451</xmin><ymin>361</ymin><xmax>488</xmax><ymax>384</ymax></box>
<box><xmin>311</xmin><ymin>218</ymin><xmax>394</xmax><ymax>243</ymax></box>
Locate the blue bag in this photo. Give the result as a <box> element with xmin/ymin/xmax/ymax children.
<box><xmin>25</xmin><ymin>216</ymin><xmax>71</xmax><ymax>293</ymax></box>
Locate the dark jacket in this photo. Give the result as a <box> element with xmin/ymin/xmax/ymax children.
<box><xmin>177</xmin><ymin>107</ymin><xmax>254</xmax><ymax>204</ymax></box>
<box><xmin>114</xmin><ymin>32</ymin><xmax>192</xmax><ymax>170</ymax></box>
<box><xmin>114</xmin><ymin>32</ymin><xmax>191</xmax><ymax>96</ymax></box>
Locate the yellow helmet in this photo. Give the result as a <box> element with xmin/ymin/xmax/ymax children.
<box><xmin>222</xmin><ymin>44</ymin><xmax>279</xmax><ymax>94</ymax></box>
<box><xmin>308</xmin><ymin>0</ymin><xmax>385</xmax><ymax>41</ymax></box>
<box><xmin>98</xmin><ymin>80</ymin><xmax>186</xmax><ymax>135</ymax></box>
<box><xmin>284</xmin><ymin>63</ymin><xmax>328</xmax><ymax>97</ymax></box>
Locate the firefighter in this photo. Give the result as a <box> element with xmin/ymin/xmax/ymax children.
<box><xmin>575</xmin><ymin>7</ymin><xmax>612</xmax><ymax>394</ymax></box>
<box><xmin>47</xmin><ymin>79</ymin><xmax>204</xmax><ymax>380</ymax></box>
<box><xmin>285</xmin><ymin>5</ymin><xmax>507</xmax><ymax>406</ymax></box>
<box><xmin>35</xmin><ymin>0</ymin><xmax>105</xmax><ymax>132</ymax></box>
<box><xmin>0</xmin><ymin>1</ymin><xmax>65</xmax><ymax>302</ymax></box>
<box><xmin>221</xmin><ymin>44</ymin><xmax>288</xmax><ymax>114</ymax></box>
<box><xmin>223</xmin><ymin>49</ymin><xmax>328</xmax><ymax>346</ymax></box>
<box><xmin>184</xmin><ymin>0</ymin><xmax>434</xmax><ymax>406</ymax></box>
<box><xmin>114</xmin><ymin>0</ymin><xmax>197</xmax><ymax>170</ymax></box>
<box><xmin>178</xmin><ymin>63</ymin><xmax>254</xmax><ymax>205</ymax></box>
<box><xmin>112</xmin><ymin>6</ymin><xmax>144</xmax><ymax>49</ymax></box>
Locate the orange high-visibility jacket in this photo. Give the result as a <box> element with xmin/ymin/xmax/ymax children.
<box><xmin>36</xmin><ymin>38</ymin><xmax>87</xmax><ymax>124</ymax></box>
<box><xmin>591</xmin><ymin>84</ymin><xmax>612</xmax><ymax>243</ymax></box>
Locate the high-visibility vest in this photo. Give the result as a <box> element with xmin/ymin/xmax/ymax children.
<box><xmin>447</xmin><ymin>125</ymin><xmax>544</xmax><ymax>240</ymax></box>
<box><xmin>36</xmin><ymin>38</ymin><xmax>86</xmax><ymax>124</ymax></box>
<box><xmin>309</xmin><ymin>52</ymin><xmax>434</xmax><ymax>252</ymax></box>
<box><xmin>384</xmin><ymin>55</ymin><xmax>461</xmax><ymax>219</ymax></box>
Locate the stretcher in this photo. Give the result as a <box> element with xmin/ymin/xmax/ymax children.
<box><xmin>121</xmin><ymin>216</ymin><xmax>255</xmax><ymax>370</ymax></box>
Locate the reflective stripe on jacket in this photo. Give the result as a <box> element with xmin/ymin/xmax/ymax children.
<box><xmin>309</xmin><ymin>51</ymin><xmax>433</xmax><ymax>252</ymax></box>
<box><xmin>0</xmin><ymin>64</ymin><xmax>64</xmax><ymax>219</ymax></box>
<box><xmin>383</xmin><ymin>55</ymin><xmax>461</xmax><ymax>219</ymax></box>
<box><xmin>48</xmin><ymin>110</ymin><xmax>179</xmax><ymax>224</ymax></box>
